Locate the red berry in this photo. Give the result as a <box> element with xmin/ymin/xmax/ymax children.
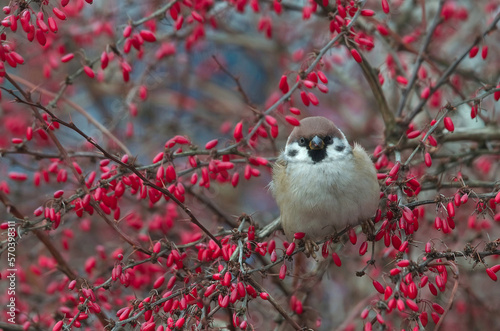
<box><xmin>285</xmin><ymin>116</ymin><xmax>300</xmax><ymax>126</ymax></box>
<box><xmin>443</xmin><ymin>117</ymin><xmax>454</xmax><ymax>132</ymax></box>
<box><xmin>350</xmin><ymin>49</ymin><xmax>362</xmax><ymax>63</ymax></box>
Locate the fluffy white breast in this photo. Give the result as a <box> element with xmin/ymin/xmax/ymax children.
<box><xmin>271</xmin><ymin>142</ymin><xmax>379</xmax><ymax>241</ymax></box>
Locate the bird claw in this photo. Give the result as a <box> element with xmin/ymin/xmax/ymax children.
<box><xmin>361</xmin><ymin>218</ymin><xmax>375</xmax><ymax>240</ymax></box>
<box><xmin>303</xmin><ymin>238</ymin><xmax>320</xmax><ymax>260</ymax></box>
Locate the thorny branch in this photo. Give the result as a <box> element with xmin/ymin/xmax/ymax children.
<box><xmin>3</xmin><ymin>81</ymin><xmax>222</xmax><ymax>248</ymax></box>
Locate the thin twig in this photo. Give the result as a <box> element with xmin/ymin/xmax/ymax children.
<box><xmin>3</xmin><ymin>85</ymin><xmax>222</xmax><ymax>248</ymax></box>
<box><xmin>405</xmin><ymin>12</ymin><xmax>500</xmax><ymax>123</ymax></box>
<box><xmin>212</xmin><ymin>55</ymin><xmax>252</xmax><ymax>106</ymax></box>
<box><xmin>395</xmin><ymin>0</ymin><xmax>445</xmax><ymax>117</ymax></box>
<box><xmin>246</xmin><ymin>277</ymin><xmax>302</xmax><ymax>330</ymax></box>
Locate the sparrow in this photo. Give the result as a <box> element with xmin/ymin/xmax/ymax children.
<box><xmin>270</xmin><ymin>116</ymin><xmax>379</xmax><ymax>255</ymax></box>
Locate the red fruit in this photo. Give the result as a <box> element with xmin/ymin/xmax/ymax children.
<box><xmin>307</xmin><ymin>92</ymin><xmax>319</xmax><ymax>105</ymax></box>
<box><xmin>47</xmin><ymin>17</ymin><xmax>57</xmax><ymax>32</ymax></box>
<box><xmin>231</xmin><ymin>172</ymin><xmax>239</xmax><ymax>187</ymax></box>
<box><xmin>390</xmin><ymin>268</ymin><xmax>401</xmax><ymax>276</ymax></box>
<box><xmin>418</xmin><ymin>66</ymin><xmax>427</xmax><ymax>79</ymax></box>
<box><xmin>469</xmin><ymin>45</ymin><xmax>479</xmax><ymax>58</ymax></box>
<box><xmin>494</xmin><ymin>84</ymin><xmax>500</xmax><ymax>101</ymax></box>
<box><xmin>302</xmin><ymin>80</ymin><xmax>315</xmax><ymax>89</ymax></box>
<box><xmin>259</xmin><ymin>292</ymin><xmax>269</xmax><ymax>300</ymax></box>
<box><xmin>192</xmin><ymin>11</ymin><xmax>203</xmax><ymax>22</ymax></box>
<box><xmin>348</xmin><ymin>228</ymin><xmax>357</xmax><ymax>244</ymax></box>
<box><xmin>285</xmin><ymin>116</ymin><xmax>300</xmax><ymax>126</ymax></box>
<box><xmin>205</xmin><ymin>139</ymin><xmax>218</xmax><ymax>149</ymax></box>
<box><xmin>123</xmin><ymin>25</ymin><xmax>132</xmax><ymax>38</ymax></box>
<box><xmin>377</xmin><ymin>24</ymin><xmax>389</xmax><ymax>36</ymax></box>
<box><xmin>424</xmin><ymin>153</ymin><xmax>432</xmax><ymax>167</ymax></box>
<box><xmin>389</xmin><ymin>162</ymin><xmax>400</xmax><ymax>178</ymax></box>
<box><xmin>428</xmin><ymin>135</ymin><xmax>437</xmax><ymax>146</ymax></box>
<box><xmin>391</xmin><ymin>234</ymin><xmax>401</xmax><ymax>249</ymax></box>
<box><xmin>279</xmin><ymin>264</ymin><xmax>287</xmax><ymax>280</ymax></box>
<box><xmin>381</xmin><ymin>0</ymin><xmax>390</xmax><ymax>13</ymax></box>
<box><xmin>286</xmin><ymin>242</ymin><xmax>296</xmax><ymax>256</ymax></box>
<box><xmin>487</xmin><ymin>268</ymin><xmax>498</xmax><ymax>281</ymax></box>
<box><xmin>399</xmin><ymin>241</ymin><xmax>409</xmax><ymax>252</ymax></box>
<box><xmin>429</xmin><ymin>283</ymin><xmax>438</xmax><ymax>296</ymax></box>
<box><xmin>396</xmin><ymin>76</ymin><xmax>408</xmax><ymax>85</ymax></box>
<box><xmin>432</xmin><ymin>303</ymin><xmax>445</xmax><ymax>314</ymax></box>
<box><xmin>350</xmin><ymin>49</ymin><xmax>362</xmax><ymax>63</ymax></box>
<box><xmin>421</xmin><ymin>87</ymin><xmax>430</xmax><ymax>99</ymax></box>
<box><xmin>289</xmin><ymin>107</ymin><xmax>301</xmax><ymax>115</ymax></box>
<box><xmin>101</xmin><ymin>52</ymin><xmax>109</xmax><ymax>69</ymax></box>
<box><xmin>52</xmin><ymin>321</ymin><xmax>64</xmax><ymax>331</ymax></box>
<box><xmin>300</xmin><ymin>90</ymin><xmax>310</xmax><ymax>106</ymax></box>
<box><xmin>153</xmin><ymin>241</ymin><xmax>162</xmax><ymax>253</ymax></box>
<box><xmin>435</xmin><ymin>275</ymin><xmax>445</xmax><ymax>288</ymax></box>
<box><xmin>61</xmin><ymin>53</ymin><xmax>74</xmax><ymax>62</ymax></box>
<box><xmin>175</xmin><ymin>317</ymin><xmax>185</xmax><ymax>328</ymax></box>
<box><xmin>53</xmin><ymin>8</ymin><xmax>66</xmax><ymax>20</ymax></box>
<box><xmin>434</xmin><ymin>216</ymin><xmax>442</xmax><ymax>230</ymax></box>
<box><xmin>83</xmin><ymin>66</ymin><xmax>95</xmax><ymax>78</ymax></box>
<box><xmin>332</xmin><ymin>252</ymin><xmax>342</xmax><ymax>266</ymax></box>
<box><xmin>361</xmin><ymin>9</ymin><xmax>375</xmax><ymax>16</ymax></box>
<box><xmin>373</xmin><ymin>280</ymin><xmax>385</xmax><ymax>294</ymax></box>
<box><xmin>397</xmin><ymin>299</ymin><xmax>405</xmax><ymax>311</ymax></box>
<box><xmin>9</xmin><ymin>172</ymin><xmax>28</xmax><ymax>181</ymax></box>
<box><xmin>294</xmin><ymin>232</ymin><xmax>305</xmax><ymax>239</ymax></box>
<box><xmin>233</xmin><ymin>121</ymin><xmax>243</xmax><ymax>142</ymax></box>
<box><xmin>447</xmin><ymin>201</ymin><xmax>455</xmax><ymax>217</ymax></box>
<box><xmin>481</xmin><ymin>46</ymin><xmax>488</xmax><ymax>59</ymax></box>
<box><xmin>337</xmin><ymin>5</ymin><xmax>346</xmax><ymax>18</ymax></box>
<box><xmin>491</xmin><ymin>265</ymin><xmax>500</xmax><ymax>273</ymax></box>
<box><xmin>273</xmin><ymin>0</ymin><xmax>282</xmax><ymax>14</ymax></box>
<box><xmin>443</xmin><ymin>117</ymin><xmax>454</xmax><ymax>132</ymax></box>
<box><xmin>154</xmin><ymin>276</ymin><xmax>165</xmax><ymax>288</ymax></box>
<box><xmin>420</xmin><ymin>275</ymin><xmax>429</xmax><ymax>288</ymax></box>
<box><xmin>10</xmin><ymin>51</ymin><xmax>25</xmax><ymax>64</ymax></box>
<box><xmin>359</xmin><ymin>241</ymin><xmax>368</xmax><ymax>255</ymax></box>
<box><xmin>420</xmin><ymin>311</ymin><xmax>428</xmax><ymax>326</ymax></box>
<box><xmin>384</xmin><ymin>286</ymin><xmax>392</xmax><ymax>300</ymax></box>
<box><xmin>140</xmin><ymin>30</ymin><xmax>156</xmax><ymax>42</ymax></box>
<box><xmin>279</xmin><ymin>75</ymin><xmax>289</xmax><ymax>93</ymax></box>
<box><xmin>317</xmin><ymin>70</ymin><xmax>328</xmax><ymax>83</ymax></box>
<box><xmin>397</xmin><ymin>259</ymin><xmax>410</xmax><ymax>267</ymax></box>
<box><xmin>470</xmin><ymin>105</ymin><xmax>477</xmax><ymax>119</ymax></box>
<box><xmin>406</xmin><ymin>298</ymin><xmax>419</xmax><ymax>312</ymax></box>
<box><xmin>294</xmin><ymin>299</ymin><xmax>303</xmax><ymax>314</ymax></box>
<box><xmin>265</xmin><ymin>115</ymin><xmax>277</xmax><ymax>126</ymax></box>
<box><xmin>166</xmin><ymin>165</ymin><xmax>176</xmax><ymax>182</ymax></box>
<box><xmin>431</xmin><ymin>311</ymin><xmax>440</xmax><ymax>324</ymax></box>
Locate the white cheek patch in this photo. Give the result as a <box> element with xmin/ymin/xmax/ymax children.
<box><xmin>324</xmin><ymin>138</ymin><xmax>352</xmax><ymax>162</ymax></box>
<box><xmin>284</xmin><ymin>142</ymin><xmax>310</xmax><ymax>162</ymax></box>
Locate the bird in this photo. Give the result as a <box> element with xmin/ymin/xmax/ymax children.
<box><xmin>270</xmin><ymin>116</ymin><xmax>379</xmax><ymax>256</ymax></box>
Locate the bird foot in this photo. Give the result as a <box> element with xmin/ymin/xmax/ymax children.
<box><xmin>361</xmin><ymin>218</ymin><xmax>375</xmax><ymax>240</ymax></box>
<box><xmin>302</xmin><ymin>238</ymin><xmax>320</xmax><ymax>259</ymax></box>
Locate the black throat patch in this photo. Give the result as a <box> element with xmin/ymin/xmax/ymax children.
<box><xmin>308</xmin><ymin>149</ymin><xmax>327</xmax><ymax>163</ymax></box>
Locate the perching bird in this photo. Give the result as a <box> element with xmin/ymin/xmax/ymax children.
<box><xmin>270</xmin><ymin>116</ymin><xmax>379</xmax><ymax>256</ymax></box>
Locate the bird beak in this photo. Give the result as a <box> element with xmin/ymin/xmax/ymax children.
<box><xmin>309</xmin><ymin>136</ymin><xmax>324</xmax><ymax>150</ymax></box>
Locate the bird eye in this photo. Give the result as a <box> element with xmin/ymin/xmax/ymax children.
<box><xmin>298</xmin><ymin>138</ymin><xmax>307</xmax><ymax>146</ymax></box>
<box><xmin>324</xmin><ymin>136</ymin><xmax>333</xmax><ymax>144</ymax></box>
